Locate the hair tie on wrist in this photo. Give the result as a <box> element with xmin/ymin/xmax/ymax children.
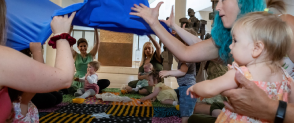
<box><xmin>48</xmin><ymin>33</ymin><xmax>76</xmax><ymax>49</ymax></box>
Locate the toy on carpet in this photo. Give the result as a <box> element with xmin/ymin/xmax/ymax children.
<box><xmin>95</xmin><ymin>93</ymin><xmax>132</xmax><ymax>103</ymax></box>
<box><xmin>120</xmin><ymin>84</ymin><xmax>128</xmax><ymax>94</ymax></box>
<box><xmin>72</xmin><ymin>98</ymin><xmax>85</xmax><ymax>104</ymax></box>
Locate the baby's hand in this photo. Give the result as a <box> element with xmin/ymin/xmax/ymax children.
<box><xmin>186</xmin><ymin>86</ymin><xmax>200</xmax><ymax>99</ymax></box>
<box><xmin>159</xmin><ymin>71</ymin><xmax>169</xmax><ymax>78</ymax></box>
<box><xmin>140</xmin><ymin>97</ymin><xmax>146</xmax><ymax>102</ymax></box>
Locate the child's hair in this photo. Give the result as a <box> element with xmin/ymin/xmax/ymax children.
<box><xmin>77</xmin><ymin>38</ymin><xmax>88</xmax><ymax>46</ymax></box>
<box><xmin>175</xmin><ymin>28</ymin><xmax>197</xmax><ymax>46</ymax></box>
<box><xmin>144</xmin><ymin>63</ymin><xmax>153</xmax><ymax>70</ymax></box>
<box><xmin>148</xmin><ymin>70</ymin><xmax>162</xmax><ymax>83</ymax></box>
<box><xmin>88</xmin><ymin>61</ymin><xmax>100</xmax><ymax>71</ymax></box>
<box><xmin>232</xmin><ymin>11</ymin><xmax>293</xmax><ymax>66</ymax></box>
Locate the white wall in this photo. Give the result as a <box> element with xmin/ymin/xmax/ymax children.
<box><xmin>150</xmin><ymin>0</ymin><xmax>175</xmax><ymax>20</ymax></box>
<box><xmin>285</xmin><ymin>0</ymin><xmax>294</xmax><ymax>15</ymax></box>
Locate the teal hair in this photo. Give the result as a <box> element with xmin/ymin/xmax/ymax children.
<box><xmin>211</xmin><ymin>0</ymin><xmax>266</xmax><ymax>63</ymax></box>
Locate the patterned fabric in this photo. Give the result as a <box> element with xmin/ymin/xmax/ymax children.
<box><xmin>153</xmin><ymin>107</ymin><xmax>180</xmax><ymax>118</ymax></box>
<box><xmin>84</xmin><ymin>97</ymin><xmax>111</xmax><ymax>105</ymax></box>
<box><xmin>152</xmin><ymin>116</ymin><xmax>182</xmax><ymax>123</ymax></box>
<box><xmin>111</xmin><ymin>98</ymin><xmax>152</xmax><ymax>106</ymax></box>
<box><xmin>106</xmin><ymin>105</ymin><xmax>153</xmax><ymax>117</ymax></box>
<box><xmin>38</xmin><ymin>103</ymin><xmax>69</xmax><ymax>113</ymax></box>
<box><xmin>55</xmin><ymin>103</ymin><xmax>109</xmax><ymax>115</ymax></box>
<box><xmin>98</xmin><ymin>116</ymin><xmax>152</xmax><ymax>123</ymax></box>
<box><xmin>199</xmin><ymin>60</ymin><xmax>228</xmax><ymax>104</ymax></box>
<box><xmin>216</xmin><ymin>62</ymin><xmax>292</xmax><ymax>123</ymax></box>
<box><xmin>39</xmin><ymin>112</ymin><xmax>97</xmax><ymax>123</ymax></box>
<box><xmin>13</xmin><ymin>101</ymin><xmax>39</xmax><ymax>123</ymax></box>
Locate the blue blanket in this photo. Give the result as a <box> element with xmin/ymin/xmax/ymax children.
<box><xmin>52</xmin><ymin>0</ymin><xmax>171</xmax><ymax>35</ymax></box>
<box><xmin>6</xmin><ymin>0</ymin><xmax>60</xmax><ymax>51</ymax></box>
<box><xmin>6</xmin><ymin>0</ymin><xmax>170</xmax><ymax>51</ymax></box>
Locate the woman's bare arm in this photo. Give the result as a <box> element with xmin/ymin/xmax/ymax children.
<box><xmin>89</xmin><ymin>28</ymin><xmax>100</xmax><ymax>57</ymax></box>
<box><xmin>0</xmin><ymin>12</ymin><xmax>76</xmax><ymax>93</ymax></box>
<box><xmin>148</xmin><ymin>35</ymin><xmax>162</xmax><ymax>63</ymax></box>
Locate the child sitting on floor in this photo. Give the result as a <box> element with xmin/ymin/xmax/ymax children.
<box><xmin>159</xmin><ymin>28</ymin><xmax>197</xmax><ymax>123</ymax></box>
<box><xmin>74</xmin><ymin>61</ymin><xmax>100</xmax><ymax>99</ymax></box>
<box><xmin>132</xmin><ymin>63</ymin><xmax>153</xmax><ymax>92</ymax></box>
<box><xmin>187</xmin><ymin>12</ymin><xmax>294</xmax><ymax>122</ymax></box>
<box><xmin>140</xmin><ymin>71</ymin><xmax>179</xmax><ymax>109</ymax></box>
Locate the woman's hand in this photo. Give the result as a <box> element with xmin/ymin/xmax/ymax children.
<box><xmin>159</xmin><ymin>71</ymin><xmax>170</xmax><ymax>78</ymax></box>
<box><xmin>130</xmin><ymin>2</ymin><xmax>163</xmax><ymax>26</ymax></box>
<box><xmin>160</xmin><ymin>6</ymin><xmax>176</xmax><ymax>29</ymax></box>
<box><xmin>51</xmin><ymin>12</ymin><xmax>76</xmax><ymax>34</ymax></box>
<box><xmin>29</xmin><ymin>42</ymin><xmax>42</xmax><ymax>54</ymax></box>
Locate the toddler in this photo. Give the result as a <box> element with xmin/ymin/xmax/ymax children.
<box><xmin>133</xmin><ymin>63</ymin><xmax>153</xmax><ymax>91</ymax></box>
<box><xmin>187</xmin><ymin>12</ymin><xmax>294</xmax><ymax>122</ymax></box>
<box><xmin>74</xmin><ymin>61</ymin><xmax>100</xmax><ymax>99</ymax></box>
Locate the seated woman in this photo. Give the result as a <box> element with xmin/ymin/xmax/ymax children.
<box><xmin>68</xmin><ymin>28</ymin><xmax>110</xmax><ymax>94</ymax></box>
<box><xmin>124</xmin><ymin>35</ymin><xmax>163</xmax><ymax>95</ymax></box>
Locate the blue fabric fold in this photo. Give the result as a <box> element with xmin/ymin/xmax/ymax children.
<box><xmin>6</xmin><ymin>0</ymin><xmax>61</xmax><ymax>51</ymax></box>
<box><xmin>6</xmin><ymin>0</ymin><xmax>170</xmax><ymax>51</ymax></box>
<box><xmin>53</xmin><ymin>0</ymin><xmax>171</xmax><ymax>35</ymax></box>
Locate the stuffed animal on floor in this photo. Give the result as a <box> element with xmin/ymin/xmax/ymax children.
<box><xmin>95</xmin><ymin>93</ymin><xmax>132</xmax><ymax>103</ymax></box>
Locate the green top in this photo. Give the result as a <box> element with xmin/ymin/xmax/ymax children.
<box><xmin>68</xmin><ymin>53</ymin><xmax>93</xmax><ymax>94</ymax></box>
<box><xmin>74</xmin><ymin>53</ymin><xmax>93</xmax><ymax>77</ymax></box>
<box><xmin>139</xmin><ymin>51</ymin><xmax>163</xmax><ymax>73</ymax></box>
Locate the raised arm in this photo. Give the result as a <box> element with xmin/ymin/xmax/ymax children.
<box><xmin>161</xmin><ymin>7</ymin><xmax>202</xmax><ymax>45</ymax></box>
<box><xmin>89</xmin><ymin>28</ymin><xmax>100</xmax><ymax>57</ymax></box>
<box><xmin>130</xmin><ymin>3</ymin><xmax>219</xmax><ymax>63</ymax></box>
<box><xmin>147</xmin><ymin>35</ymin><xmax>161</xmax><ymax>63</ymax></box>
<box><xmin>159</xmin><ymin>63</ymin><xmax>188</xmax><ymax>78</ymax></box>
<box><xmin>187</xmin><ymin>69</ymin><xmax>238</xmax><ymax>98</ymax></box>
<box><xmin>0</xmin><ymin>12</ymin><xmax>76</xmax><ymax>93</ymax></box>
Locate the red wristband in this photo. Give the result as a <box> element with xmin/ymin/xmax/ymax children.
<box><xmin>48</xmin><ymin>33</ymin><xmax>76</xmax><ymax>49</ymax></box>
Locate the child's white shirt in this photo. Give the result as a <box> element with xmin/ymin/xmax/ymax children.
<box><xmin>79</xmin><ymin>74</ymin><xmax>98</xmax><ymax>84</ymax></box>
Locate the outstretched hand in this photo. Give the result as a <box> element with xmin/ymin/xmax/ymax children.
<box><xmin>186</xmin><ymin>86</ymin><xmax>199</xmax><ymax>98</ymax></box>
<box><xmin>51</xmin><ymin>12</ymin><xmax>76</xmax><ymax>34</ymax></box>
<box><xmin>160</xmin><ymin>6</ymin><xmax>176</xmax><ymax>29</ymax></box>
<box><xmin>130</xmin><ymin>2</ymin><xmax>163</xmax><ymax>26</ymax></box>
<box><xmin>159</xmin><ymin>71</ymin><xmax>169</xmax><ymax>78</ymax></box>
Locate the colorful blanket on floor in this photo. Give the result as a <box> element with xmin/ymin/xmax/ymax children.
<box><xmin>39</xmin><ymin>88</ymin><xmax>182</xmax><ymax>123</ymax></box>
<box><xmin>106</xmin><ymin>105</ymin><xmax>153</xmax><ymax>117</ymax></box>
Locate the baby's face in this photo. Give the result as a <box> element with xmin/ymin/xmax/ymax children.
<box><xmin>144</xmin><ymin>66</ymin><xmax>152</xmax><ymax>72</ymax></box>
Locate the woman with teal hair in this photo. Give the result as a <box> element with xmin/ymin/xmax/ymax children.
<box><xmin>130</xmin><ymin>0</ymin><xmax>292</xmax><ymax>122</ymax></box>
